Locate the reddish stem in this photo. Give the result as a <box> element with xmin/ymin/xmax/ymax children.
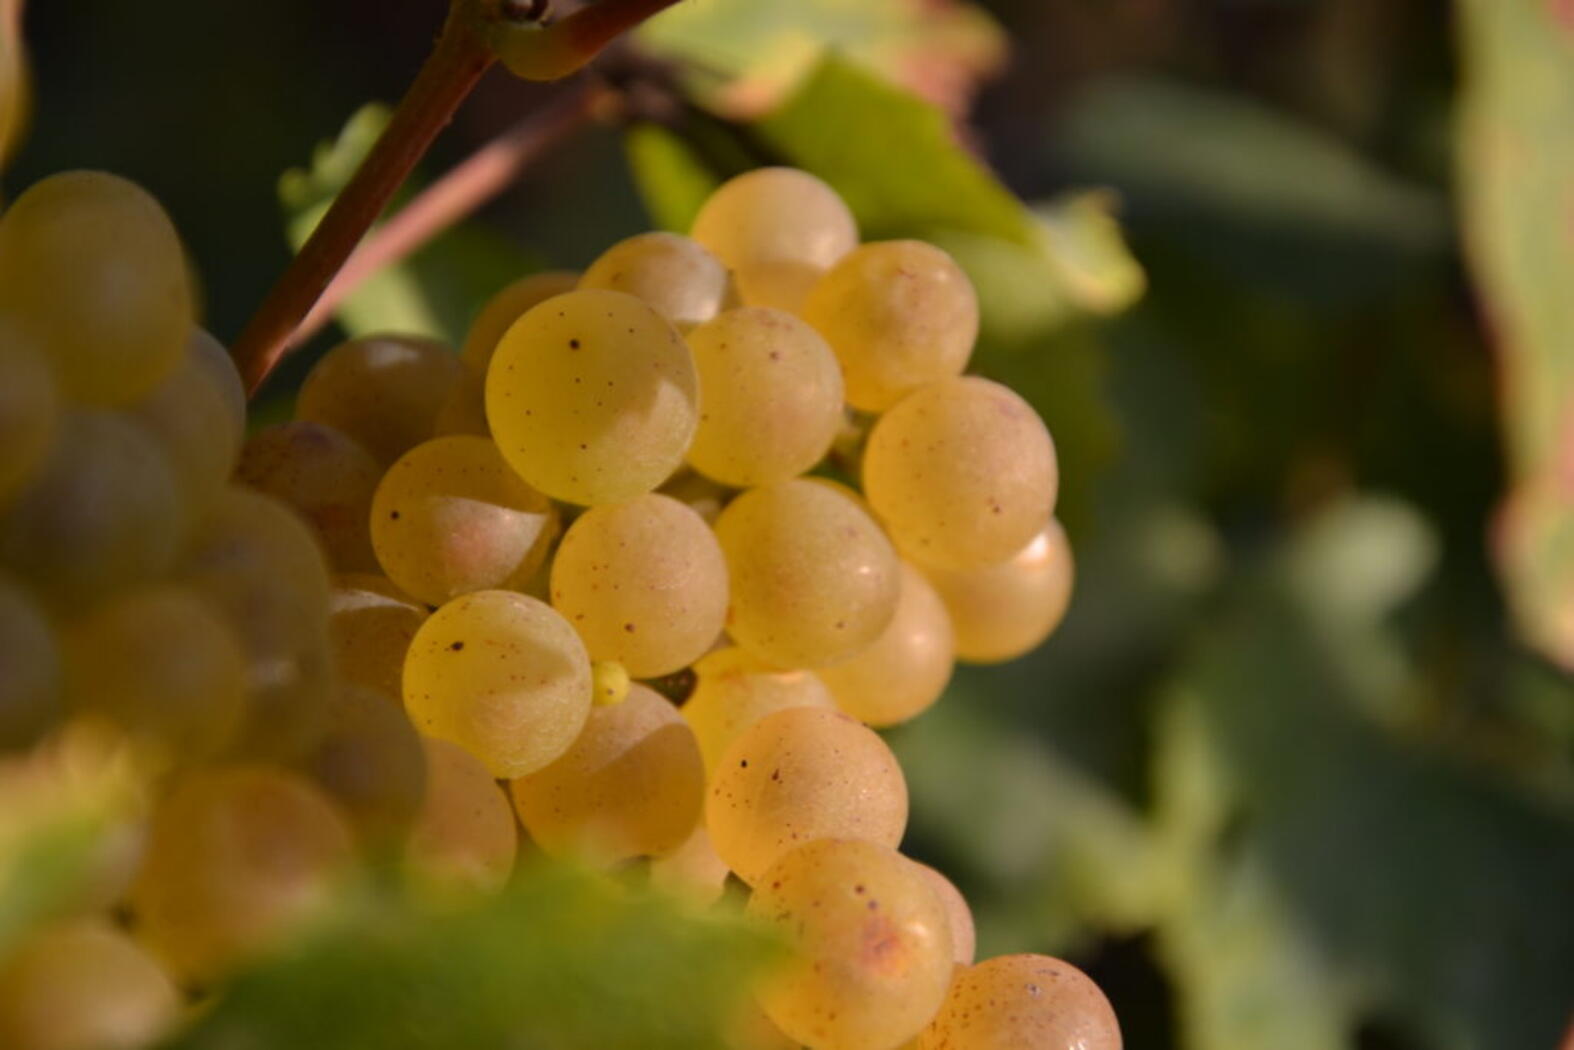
<box><xmin>554</xmin><ymin>0</ymin><xmax>684</xmax><ymax>61</ymax></box>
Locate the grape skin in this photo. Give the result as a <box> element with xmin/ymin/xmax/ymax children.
<box><xmin>580</xmin><ymin>231</ymin><xmax>732</xmax><ymax>331</ymax></box>
<box><xmin>818</xmin><ymin>562</ymin><xmax>954</xmax><ymax>728</ymax></box>
<box><xmin>923</xmin><ymin>521</ymin><xmax>1073</xmax><ymax>664</ymax></box>
<box><xmin>682</xmin><ymin>646</ymin><xmax>835</xmax><ymax>774</ymax></box>
<box><xmin>911</xmin><ymin>862</ymin><xmax>976</xmax><ymax>967</ymax></box>
<box><xmin>0</xmin><ymin>572</ymin><xmax>60</xmax><ymax>751</ymax></box>
<box><xmin>296</xmin><ymin>335</ymin><xmax>465</xmax><ymax>466</ymax></box>
<box><xmin>127</xmin><ymin>328</ymin><xmax>247</xmax><ymax>511</ymax></box>
<box><xmin>327</xmin><ymin>574</ymin><xmax>428</xmax><ymax>701</ymax></box>
<box><xmin>916</xmin><ymin>954</ymin><xmax>1121</xmax><ymax>1050</ymax></box>
<box><xmin>460</xmin><ymin>270</ymin><xmax>580</xmax><ymax>371</ymax></box>
<box><xmin>0</xmin><ymin>331</ymin><xmax>59</xmax><ymax>510</ymax></box>
<box><xmin>405</xmin><ymin>736</ymin><xmax>518</xmax><ymax>895</ymax></box>
<box><xmin>308</xmin><ymin>684</ymin><xmax>427</xmax><ymax>843</ymax></box>
<box><xmin>235</xmin><ymin>420</ymin><xmax>383</xmax><ymax>573</ymax></box>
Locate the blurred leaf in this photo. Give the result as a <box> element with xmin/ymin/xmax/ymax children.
<box><xmin>624</xmin><ymin>123</ymin><xmax>722</xmax><ymax>234</ymax></box>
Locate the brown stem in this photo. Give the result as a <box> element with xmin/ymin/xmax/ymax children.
<box><xmin>490</xmin><ymin>0</ymin><xmax>684</xmax><ymax>80</ymax></box>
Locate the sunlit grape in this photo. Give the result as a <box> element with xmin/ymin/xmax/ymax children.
<box><xmin>911</xmin><ymin>861</ymin><xmax>975</xmax><ymax>967</ymax></box>
<box><xmin>818</xmin><ymin>562</ymin><xmax>954</xmax><ymax>727</ymax></box>
<box><xmin>460</xmin><ymin>270</ymin><xmax>580</xmax><ymax>371</ymax></box>
<box><xmin>923</xmin><ymin>521</ymin><xmax>1073</xmax><ymax>664</ymax></box>
<box><xmin>296</xmin><ymin>334</ymin><xmax>464</xmax><ymax>465</ymax></box>
<box><xmin>581</xmin><ymin>231</ymin><xmax>732</xmax><ymax>330</ymax></box>
<box><xmin>682</xmin><ymin>647</ymin><xmax>834</xmax><ymax>774</ymax></box>
<box><xmin>916</xmin><ymin>954</ymin><xmax>1121</xmax><ymax>1050</ymax></box>
<box><xmin>235</xmin><ymin>420</ymin><xmax>382</xmax><ymax>573</ymax></box>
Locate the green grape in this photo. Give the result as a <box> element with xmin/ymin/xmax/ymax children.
<box><xmin>685</xmin><ymin>307</ymin><xmax>845</xmax><ymax>487</ymax></box>
<box><xmin>649</xmin><ymin>823</ymin><xmax>730</xmax><ymax>907</ymax></box>
<box><xmin>235</xmin><ymin>420</ymin><xmax>382</xmax><ymax>573</ymax></box>
<box><xmin>682</xmin><ymin>646</ymin><xmax>834</xmax><ymax>774</ymax></box>
<box><xmin>403</xmin><ymin>590</ymin><xmax>591</xmax><ymax>779</ymax></box>
<box><xmin>0</xmin><ymin>330</ymin><xmax>59</xmax><ymax>510</ymax></box>
<box><xmin>863</xmin><ymin>377</ymin><xmax>1057</xmax><ymax>570</ymax></box>
<box><xmin>911</xmin><ymin>862</ymin><xmax>975</xmax><ymax>967</ymax></box>
<box><xmin>580</xmin><ymin>232</ymin><xmax>732</xmax><ymax>330</ymax></box>
<box><xmin>405</xmin><ymin>736</ymin><xmax>517</xmax><ymax>895</ymax></box>
<box><xmin>0</xmin><ymin>919</ymin><xmax>178</xmax><ymax>1050</ymax></box>
<box><xmin>818</xmin><ymin>562</ymin><xmax>954</xmax><ymax>728</ymax></box>
<box><xmin>591</xmin><ymin>659</ymin><xmax>631</xmax><ymax>706</ymax></box>
<box><xmin>371</xmin><ymin>435</ymin><xmax>559</xmax><ymax>607</ymax></box>
<box><xmin>917</xmin><ymin>954</ymin><xmax>1121</xmax><ymax>1050</ymax></box>
<box><xmin>748</xmin><ymin>839</ymin><xmax>953</xmax><ymax>1050</ymax></box>
<box><xmin>707</xmin><ymin>706</ymin><xmax>907</xmax><ymax>885</ymax></box>
<box><xmin>127</xmin><ymin>328</ymin><xmax>248</xmax><ymax>511</ymax></box>
<box><xmin>924</xmin><ymin>521</ymin><xmax>1073</xmax><ymax>664</ymax></box>
<box><xmin>802</xmin><ymin>241</ymin><xmax>978</xmax><ymax>412</ymax></box>
<box><xmin>328</xmin><ymin>574</ymin><xmax>428</xmax><ymax>701</ymax></box>
<box><xmin>62</xmin><ymin>584</ymin><xmax>247</xmax><ymax>759</ymax></box>
<box><xmin>0</xmin><ymin>572</ymin><xmax>60</xmax><ymax>750</ymax></box>
<box><xmin>0</xmin><ymin>411</ymin><xmax>185</xmax><ymax>610</ymax></box>
<box><xmin>714</xmin><ymin>479</ymin><xmax>900</xmax><ymax>668</ymax></box>
<box><xmin>549</xmin><ymin>493</ymin><xmax>727</xmax><ymax>677</ymax></box>
<box><xmin>460</xmin><ymin>270</ymin><xmax>580</xmax><ymax>371</ymax></box>
<box><xmin>295</xmin><ymin>334</ymin><xmax>464</xmax><ymax>465</ymax></box>
<box><xmin>308</xmin><ymin>684</ymin><xmax>427</xmax><ymax>843</ymax></box>
<box><xmin>131</xmin><ymin>764</ymin><xmax>354</xmax><ymax>983</ymax></box>
<box><xmin>509</xmin><ymin>683</ymin><xmax>703</xmax><ymax>864</ymax></box>
<box><xmin>0</xmin><ymin>171</ymin><xmax>191</xmax><ymax>404</ymax></box>
<box><xmin>690</xmin><ymin>168</ymin><xmax>858</xmax><ymax>312</ymax></box>
<box><xmin>485</xmin><ymin>288</ymin><xmax>699</xmax><ymax>506</ymax></box>
<box><xmin>431</xmin><ymin>363</ymin><xmax>490</xmax><ymax>438</ymax></box>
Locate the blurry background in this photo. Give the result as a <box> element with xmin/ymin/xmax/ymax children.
<box><xmin>10</xmin><ymin>2</ymin><xmax>1574</xmax><ymax>1048</ymax></box>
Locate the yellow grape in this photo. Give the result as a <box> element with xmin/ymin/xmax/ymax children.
<box><xmin>724</xmin><ymin>998</ymin><xmax>801</xmax><ymax>1050</ymax></box>
<box><xmin>863</xmin><ymin>377</ymin><xmax>1057</xmax><ymax>570</ymax></box>
<box><xmin>682</xmin><ymin>646</ymin><xmax>834</xmax><ymax>774</ymax></box>
<box><xmin>460</xmin><ymin>270</ymin><xmax>580</xmax><ymax>371</ymax></box>
<box><xmin>327</xmin><ymin>574</ymin><xmax>428</xmax><ymax>701</ymax></box>
<box><xmin>431</xmin><ymin>363</ymin><xmax>490</xmax><ymax>438</ymax></box>
<box><xmin>649</xmin><ymin>823</ymin><xmax>730</xmax><ymax>907</ymax></box>
<box><xmin>802</xmin><ymin>241</ymin><xmax>978</xmax><ymax>412</ymax></box>
<box><xmin>127</xmin><ymin>328</ymin><xmax>247</xmax><ymax>510</ymax></box>
<box><xmin>403</xmin><ymin>590</ymin><xmax>591</xmax><ymax>778</ymax></box>
<box><xmin>0</xmin><ymin>171</ymin><xmax>191</xmax><ymax>404</ymax></box>
<box><xmin>748</xmin><ymin>839</ymin><xmax>953</xmax><ymax>1050</ymax></box>
<box><xmin>187</xmin><ymin>327</ymin><xmax>249</xmax><ymax>433</ymax></box>
<box><xmin>714</xmin><ymin>478</ymin><xmax>901</xmax><ymax>668</ymax></box>
<box><xmin>131</xmin><ymin>764</ymin><xmax>354</xmax><ymax>983</ymax></box>
<box><xmin>62</xmin><ymin>584</ymin><xmax>247</xmax><ymax>759</ymax></box>
<box><xmin>580</xmin><ymin>231</ymin><xmax>731</xmax><ymax>330</ymax></box>
<box><xmin>706</xmin><ymin>706</ymin><xmax>907</xmax><ymax>885</ymax></box>
<box><xmin>234</xmin><ymin>420</ymin><xmax>381</xmax><ymax>573</ymax></box>
<box><xmin>660</xmin><ymin>469</ymin><xmax>731</xmax><ymax>524</ymax></box>
<box><xmin>0</xmin><ymin>330</ymin><xmax>59</xmax><ymax>509</ymax></box>
<box><xmin>307</xmin><ymin>684</ymin><xmax>427</xmax><ymax>843</ymax></box>
<box><xmin>685</xmin><ymin>307</ymin><xmax>845</xmax><ymax>487</ymax></box>
<box><xmin>485</xmin><ymin>289</ymin><xmax>699</xmax><ymax>506</ymax></box>
<box><xmin>0</xmin><ymin>572</ymin><xmax>60</xmax><ymax>750</ymax></box>
<box><xmin>911</xmin><ymin>862</ymin><xmax>976</xmax><ymax>967</ymax></box>
<box><xmin>549</xmin><ymin>493</ymin><xmax>727</xmax><ymax>677</ymax></box>
<box><xmin>0</xmin><ymin>919</ymin><xmax>178</xmax><ymax>1050</ymax></box>
<box><xmin>405</xmin><ymin>736</ymin><xmax>517</xmax><ymax>895</ymax></box>
<box><xmin>295</xmin><ymin>334</ymin><xmax>464</xmax><ymax>465</ymax></box>
<box><xmin>924</xmin><ymin>521</ymin><xmax>1073</xmax><ymax>664</ymax></box>
<box><xmin>690</xmin><ymin>168</ymin><xmax>858</xmax><ymax>312</ymax></box>
<box><xmin>371</xmin><ymin>435</ymin><xmax>559</xmax><ymax>607</ymax></box>
<box><xmin>917</xmin><ymin>954</ymin><xmax>1121</xmax><ymax>1050</ymax></box>
<box><xmin>591</xmin><ymin>659</ymin><xmax>631</xmax><ymax>707</ymax></box>
<box><xmin>818</xmin><ymin>563</ymin><xmax>954</xmax><ymax>728</ymax></box>
<box><xmin>509</xmin><ymin>683</ymin><xmax>703</xmax><ymax>863</ymax></box>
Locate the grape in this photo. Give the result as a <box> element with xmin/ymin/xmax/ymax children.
<box><xmin>592</xmin><ymin>659</ymin><xmax>631</xmax><ymax>706</ymax></box>
<box><xmin>649</xmin><ymin>823</ymin><xmax>730</xmax><ymax>906</ymax></box>
<box><xmin>308</xmin><ymin>684</ymin><xmax>427</xmax><ymax>843</ymax></box>
<box><xmin>405</xmin><ymin>736</ymin><xmax>518</xmax><ymax>895</ymax></box>
<box><xmin>924</xmin><ymin>521</ymin><xmax>1073</xmax><ymax>664</ymax></box>
<box><xmin>660</xmin><ymin>469</ymin><xmax>731</xmax><ymax>524</ymax></box>
<box><xmin>714</xmin><ymin>479</ymin><xmax>901</xmax><ymax>668</ymax></box>
<box><xmin>682</xmin><ymin>646</ymin><xmax>834</xmax><ymax>774</ymax></box>
<box><xmin>509</xmin><ymin>683</ymin><xmax>703</xmax><ymax>863</ymax></box>
<box><xmin>549</xmin><ymin>493</ymin><xmax>727</xmax><ymax>677</ymax></box>
<box><xmin>0</xmin><ymin>331</ymin><xmax>59</xmax><ymax>509</ymax></box>
<box><xmin>580</xmin><ymin>231</ymin><xmax>732</xmax><ymax>330</ymax></box>
<box><xmin>0</xmin><ymin>573</ymin><xmax>60</xmax><ymax>751</ymax></box>
<box><xmin>295</xmin><ymin>334</ymin><xmax>464</xmax><ymax>465</ymax></box>
<box><xmin>235</xmin><ymin>420</ymin><xmax>382</xmax><ymax>573</ymax></box>
<box><xmin>460</xmin><ymin>270</ymin><xmax>580</xmax><ymax>371</ymax></box>
<box><xmin>747</xmin><ymin>839</ymin><xmax>953</xmax><ymax>1050</ymax></box>
<box><xmin>371</xmin><ymin>435</ymin><xmax>559</xmax><ymax>607</ymax></box>
<box><xmin>0</xmin><ymin>171</ymin><xmax>191</xmax><ymax>404</ymax></box>
<box><xmin>911</xmin><ymin>862</ymin><xmax>975</xmax><ymax>967</ymax></box>
<box><xmin>131</xmin><ymin>764</ymin><xmax>354</xmax><ymax>983</ymax></box>
<box><xmin>186</xmin><ymin>327</ymin><xmax>248</xmax><ymax>433</ymax></box>
<box><xmin>403</xmin><ymin>590</ymin><xmax>591</xmax><ymax>779</ymax></box>
<box><xmin>0</xmin><ymin>919</ymin><xmax>178</xmax><ymax>1050</ymax></box>
<box><xmin>916</xmin><ymin>954</ymin><xmax>1121</xmax><ymax>1050</ymax></box>
<box><xmin>327</xmin><ymin>574</ymin><xmax>428</xmax><ymax>701</ymax></box>
<box><xmin>706</xmin><ymin>706</ymin><xmax>907</xmax><ymax>885</ymax></box>
<box><xmin>127</xmin><ymin>328</ymin><xmax>247</xmax><ymax>510</ymax></box>
<box><xmin>802</xmin><ymin>241</ymin><xmax>978</xmax><ymax>412</ymax></box>
<box><xmin>818</xmin><ymin>563</ymin><xmax>954</xmax><ymax>727</ymax></box>
<box><xmin>685</xmin><ymin>307</ymin><xmax>845</xmax><ymax>487</ymax></box>
<box><xmin>431</xmin><ymin>364</ymin><xmax>490</xmax><ymax>438</ymax></box>
<box><xmin>62</xmin><ymin>584</ymin><xmax>247</xmax><ymax>758</ymax></box>
<box><xmin>863</xmin><ymin>377</ymin><xmax>1057</xmax><ymax>570</ymax></box>
<box><xmin>0</xmin><ymin>411</ymin><xmax>185</xmax><ymax>610</ymax></box>
<box><xmin>690</xmin><ymin>168</ymin><xmax>858</xmax><ymax>312</ymax></box>
<box><xmin>724</xmin><ymin>998</ymin><xmax>801</xmax><ymax>1050</ymax></box>
<box><xmin>485</xmin><ymin>289</ymin><xmax>699</xmax><ymax>506</ymax></box>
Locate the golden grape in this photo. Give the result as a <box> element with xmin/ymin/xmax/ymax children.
<box><xmin>818</xmin><ymin>562</ymin><xmax>954</xmax><ymax>727</ymax></box>
<box><xmin>580</xmin><ymin>231</ymin><xmax>732</xmax><ymax>330</ymax></box>
<box><xmin>924</xmin><ymin>521</ymin><xmax>1073</xmax><ymax>664</ymax></box>
<box><xmin>327</xmin><ymin>574</ymin><xmax>428</xmax><ymax>701</ymax></box>
<box><xmin>296</xmin><ymin>334</ymin><xmax>464</xmax><ymax>465</ymax></box>
<box><xmin>127</xmin><ymin>328</ymin><xmax>247</xmax><ymax>510</ymax></box>
<box><xmin>649</xmin><ymin>823</ymin><xmax>731</xmax><ymax>906</ymax></box>
<box><xmin>0</xmin><ymin>330</ymin><xmax>59</xmax><ymax>509</ymax></box>
<box><xmin>911</xmin><ymin>862</ymin><xmax>976</xmax><ymax>967</ymax></box>
<box><xmin>235</xmin><ymin>420</ymin><xmax>383</xmax><ymax>573</ymax></box>
<box><xmin>682</xmin><ymin>646</ymin><xmax>834</xmax><ymax>774</ymax></box>
<box><xmin>308</xmin><ymin>684</ymin><xmax>427</xmax><ymax>843</ymax></box>
<box><xmin>460</xmin><ymin>270</ymin><xmax>580</xmax><ymax>371</ymax></box>
<box><xmin>917</xmin><ymin>954</ymin><xmax>1121</xmax><ymax>1050</ymax></box>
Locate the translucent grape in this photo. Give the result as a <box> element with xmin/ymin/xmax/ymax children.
<box><xmin>509</xmin><ymin>683</ymin><xmax>703</xmax><ymax>863</ymax></box>
<box><xmin>431</xmin><ymin>364</ymin><xmax>490</xmax><ymax>438</ymax></box>
<box><xmin>308</xmin><ymin>684</ymin><xmax>427</xmax><ymax>843</ymax></box>
<box><xmin>580</xmin><ymin>231</ymin><xmax>731</xmax><ymax>330</ymax></box>
<box><xmin>485</xmin><ymin>289</ymin><xmax>699</xmax><ymax>505</ymax></box>
<box><xmin>235</xmin><ymin>420</ymin><xmax>382</xmax><ymax>573</ymax></box>
<box><xmin>707</xmin><ymin>706</ymin><xmax>907</xmax><ymax>885</ymax></box>
<box><xmin>296</xmin><ymin>334</ymin><xmax>464</xmax><ymax>465</ymax></box>
<box><xmin>690</xmin><ymin>168</ymin><xmax>858</xmax><ymax>312</ymax></box>
<box><xmin>405</xmin><ymin>737</ymin><xmax>516</xmax><ymax>895</ymax></box>
<box><xmin>127</xmin><ymin>328</ymin><xmax>247</xmax><ymax>510</ymax></box>
<box><xmin>0</xmin><ymin>171</ymin><xmax>191</xmax><ymax>404</ymax></box>
<box><xmin>403</xmin><ymin>590</ymin><xmax>591</xmax><ymax>778</ymax></box>
<box><xmin>371</xmin><ymin>435</ymin><xmax>559</xmax><ymax>607</ymax></box>
<box><xmin>912</xmin><ymin>862</ymin><xmax>976</xmax><ymax>967</ymax></box>
<box><xmin>328</xmin><ymin>574</ymin><xmax>428</xmax><ymax>701</ymax></box>
<box><xmin>685</xmin><ymin>307</ymin><xmax>845</xmax><ymax>487</ymax></box>
<box><xmin>186</xmin><ymin>327</ymin><xmax>248</xmax><ymax>434</ymax></box>
<box><xmin>819</xmin><ymin>562</ymin><xmax>953</xmax><ymax>727</ymax></box>
<box><xmin>0</xmin><ymin>573</ymin><xmax>60</xmax><ymax>750</ymax></box>
<box><xmin>802</xmin><ymin>240</ymin><xmax>978</xmax><ymax>411</ymax></box>
<box><xmin>917</xmin><ymin>954</ymin><xmax>1121</xmax><ymax>1050</ymax></box>
<box><xmin>131</xmin><ymin>764</ymin><xmax>353</xmax><ymax>983</ymax></box>
<box><xmin>714</xmin><ymin>479</ymin><xmax>901</xmax><ymax>668</ymax></box>
<box><xmin>682</xmin><ymin>646</ymin><xmax>834</xmax><ymax>774</ymax></box>
<box><xmin>549</xmin><ymin>493</ymin><xmax>727</xmax><ymax>677</ymax></box>
<box><xmin>0</xmin><ymin>919</ymin><xmax>178</xmax><ymax>1050</ymax></box>
<box><xmin>0</xmin><ymin>332</ymin><xmax>59</xmax><ymax>509</ymax></box>
<box><xmin>863</xmin><ymin>377</ymin><xmax>1057</xmax><ymax>570</ymax></box>
<box><xmin>924</xmin><ymin>521</ymin><xmax>1073</xmax><ymax>664</ymax></box>
<box><xmin>649</xmin><ymin>824</ymin><xmax>730</xmax><ymax>906</ymax></box>
<box><xmin>460</xmin><ymin>270</ymin><xmax>580</xmax><ymax>371</ymax></box>
<box><xmin>748</xmin><ymin>839</ymin><xmax>953</xmax><ymax>1050</ymax></box>
<box><xmin>592</xmin><ymin>659</ymin><xmax>631</xmax><ymax>706</ymax></box>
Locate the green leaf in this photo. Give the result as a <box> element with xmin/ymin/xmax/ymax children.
<box><xmin>624</xmin><ymin>123</ymin><xmax>722</xmax><ymax>234</ymax></box>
